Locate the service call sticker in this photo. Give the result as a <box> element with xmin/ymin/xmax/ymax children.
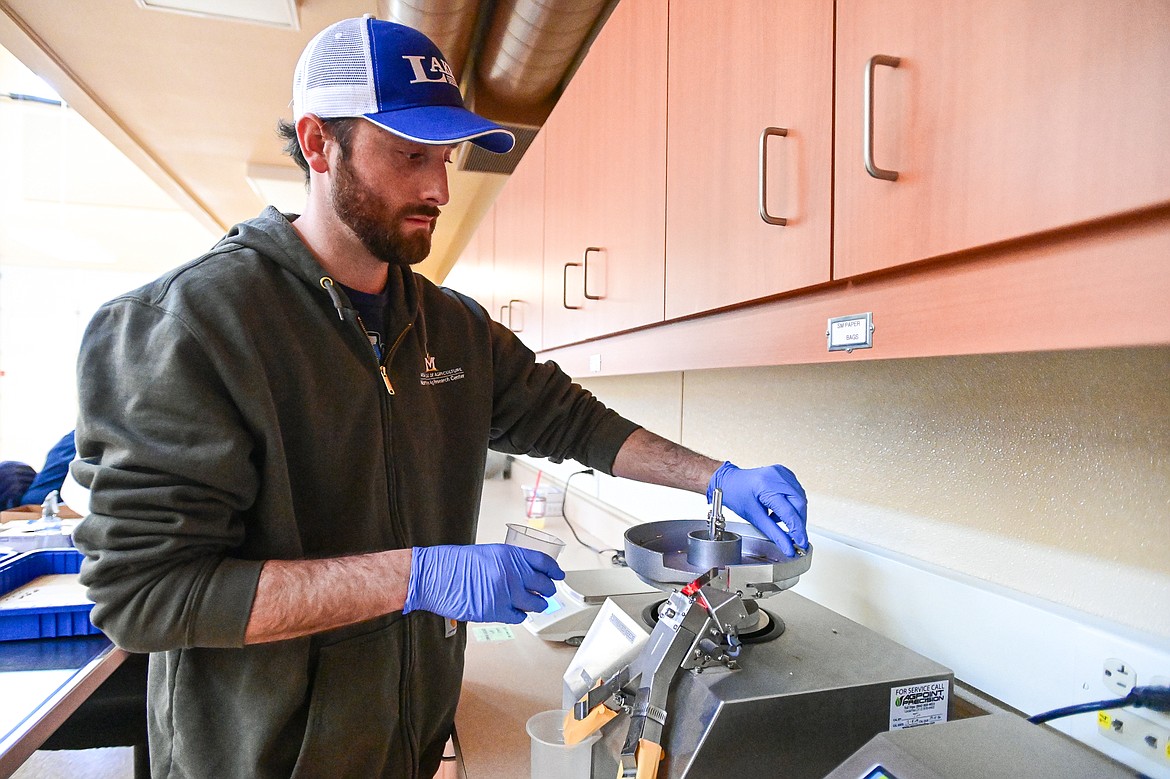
<box><xmin>889</xmin><ymin>680</ymin><xmax>950</xmax><ymax>730</ymax></box>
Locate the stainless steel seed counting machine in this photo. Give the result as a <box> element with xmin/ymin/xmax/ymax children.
<box><xmin>561</xmin><ymin>490</ymin><xmax>954</xmax><ymax>778</ymax></box>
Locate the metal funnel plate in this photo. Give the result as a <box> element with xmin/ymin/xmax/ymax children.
<box><xmin>624</xmin><ymin>520</ymin><xmax>812</xmax><ymax>597</ymax></box>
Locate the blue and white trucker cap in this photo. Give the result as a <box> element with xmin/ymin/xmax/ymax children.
<box><xmin>292</xmin><ymin>17</ymin><xmax>515</xmax><ymax>154</ymax></box>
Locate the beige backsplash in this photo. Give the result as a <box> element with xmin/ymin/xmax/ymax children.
<box><xmin>574</xmin><ymin>345</ymin><xmax>1170</xmax><ymax>636</ymax></box>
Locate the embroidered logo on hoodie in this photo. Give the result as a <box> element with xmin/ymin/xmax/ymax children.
<box><xmin>419</xmin><ymin>352</ymin><xmax>465</xmax><ymax>386</ymax></box>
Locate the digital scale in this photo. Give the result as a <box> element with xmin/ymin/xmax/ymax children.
<box><xmin>522</xmin><ymin>566</ymin><xmax>660</xmax><ymax>644</ymax></box>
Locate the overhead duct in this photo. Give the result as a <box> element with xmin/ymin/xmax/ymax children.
<box><xmin>378</xmin><ymin>0</ymin><xmax>481</xmax><ymax>81</ymax></box>
<box><xmin>379</xmin><ymin>0</ymin><xmax>616</xmax><ymax>175</ymax></box>
<box><xmin>475</xmin><ymin>0</ymin><xmax>610</xmax><ymax>111</ymax></box>
<box><xmin>461</xmin><ymin>0</ymin><xmax>612</xmax><ymax>173</ymax></box>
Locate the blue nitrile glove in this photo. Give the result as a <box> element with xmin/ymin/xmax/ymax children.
<box><xmin>403</xmin><ymin>544</ymin><xmax>566</xmax><ymax>624</ymax></box>
<box><xmin>707</xmin><ymin>461</ymin><xmax>808</xmax><ymax>557</ymax></box>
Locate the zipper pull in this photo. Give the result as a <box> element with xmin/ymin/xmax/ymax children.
<box><xmin>380</xmin><ymin>365</ymin><xmax>395</xmax><ymax>396</ymax></box>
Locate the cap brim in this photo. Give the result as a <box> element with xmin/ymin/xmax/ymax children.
<box><xmin>364</xmin><ymin>105</ymin><xmax>515</xmax><ymax>154</ymax></box>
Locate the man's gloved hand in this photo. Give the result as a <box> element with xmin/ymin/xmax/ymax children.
<box><xmin>404</xmin><ymin>544</ymin><xmax>566</xmax><ymax>624</ymax></box>
<box><xmin>708</xmin><ymin>461</ymin><xmax>808</xmax><ymax>557</ymax></box>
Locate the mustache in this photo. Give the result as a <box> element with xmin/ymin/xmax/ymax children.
<box><xmin>402</xmin><ymin>205</ymin><xmax>442</xmax><ymax>219</ymax></box>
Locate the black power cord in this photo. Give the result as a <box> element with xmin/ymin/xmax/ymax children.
<box><xmin>561</xmin><ymin>468</ymin><xmax>626</xmax><ymax>566</ymax></box>
<box><xmin>1028</xmin><ymin>684</ymin><xmax>1170</xmax><ymax>725</ymax></box>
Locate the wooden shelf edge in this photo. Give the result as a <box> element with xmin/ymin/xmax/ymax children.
<box><xmin>536</xmin><ymin>216</ymin><xmax>1170</xmax><ymax>377</ymax></box>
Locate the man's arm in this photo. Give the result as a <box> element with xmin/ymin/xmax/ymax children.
<box><xmin>244</xmin><ymin>549</ymin><xmax>412</xmax><ymax>644</ymax></box>
<box><xmin>610</xmin><ymin>428</ymin><xmax>809</xmax><ymax>557</ymax></box>
<box><xmin>244</xmin><ymin>543</ymin><xmax>566</xmax><ymax>644</ymax></box>
<box><xmin>611</xmin><ymin>428</ymin><xmax>721</xmax><ymax>493</ymax></box>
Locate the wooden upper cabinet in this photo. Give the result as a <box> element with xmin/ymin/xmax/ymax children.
<box><xmin>444</xmin><ymin>205</ymin><xmax>494</xmax><ymax>313</ymax></box>
<box><xmin>541</xmin><ymin>0</ymin><xmax>668</xmax><ymax>349</ymax></box>
<box><xmin>665</xmin><ymin>1</ymin><xmax>834</xmax><ymax>320</ymax></box>
<box><xmin>833</xmin><ymin>0</ymin><xmax>1170</xmax><ymax>278</ymax></box>
<box><xmin>492</xmin><ymin>131</ymin><xmax>546</xmax><ymax>352</ymax></box>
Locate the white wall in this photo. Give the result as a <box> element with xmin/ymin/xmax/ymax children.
<box><xmin>0</xmin><ymin>266</ymin><xmax>159</xmax><ymax>464</ymax></box>
<box><xmin>0</xmin><ymin>46</ymin><xmax>217</xmax><ymax>466</ymax></box>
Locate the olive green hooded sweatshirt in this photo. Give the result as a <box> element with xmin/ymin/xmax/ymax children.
<box><xmin>71</xmin><ymin>207</ymin><xmax>639</xmax><ymax>778</ymax></box>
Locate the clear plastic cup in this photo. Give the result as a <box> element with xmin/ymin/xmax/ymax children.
<box><xmin>505</xmin><ymin>523</ymin><xmax>566</xmax><ymax>560</ymax></box>
<box><xmin>525</xmin><ymin>494</ymin><xmax>548</xmax><ymax>519</ymax></box>
<box><xmin>526</xmin><ymin>709</ymin><xmax>599</xmax><ymax>778</ymax></box>
<box><xmin>522</xmin><ymin>485</ymin><xmax>564</xmax><ymax>516</ymax></box>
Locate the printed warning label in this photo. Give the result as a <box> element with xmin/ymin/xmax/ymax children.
<box><xmin>889</xmin><ymin>680</ymin><xmax>949</xmax><ymax>730</ymax></box>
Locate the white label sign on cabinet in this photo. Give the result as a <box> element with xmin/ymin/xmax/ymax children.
<box><xmin>827</xmin><ymin>312</ymin><xmax>874</xmax><ymax>352</ymax></box>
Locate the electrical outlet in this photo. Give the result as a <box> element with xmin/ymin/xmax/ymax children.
<box><xmin>1099</xmin><ymin>710</ymin><xmax>1170</xmax><ymax>768</ymax></box>
<box><xmin>1104</xmin><ymin>658</ymin><xmax>1138</xmax><ymax>695</ymax></box>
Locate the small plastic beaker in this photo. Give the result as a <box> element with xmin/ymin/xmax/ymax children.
<box><xmin>505</xmin><ymin>523</ymin><xmax>566</xmax><ymax>560</ymax></box>
<box><xmin>526</xmin><ymin>709</ymin><xmax>599</xmax><ymax>779</ymax></box>
<box><xmin>525</xmin><ymin>494</ymin><xmax>548</xmax><ymax>519</ymax></box>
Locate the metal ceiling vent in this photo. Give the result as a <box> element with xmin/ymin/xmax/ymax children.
<box><xmin>382</xmin><ymin>0</ymin><xmax>613</xmax><ymax>175</ymax></box>
<box><xmin>457</xmin><ymin>123</ymin><xmax>538</xmax><ymax>174</ymax></box>
<box><xmin>135</xmin><ymin>0</ymin><xmax>300</xmax><ymax>29</ymax></box>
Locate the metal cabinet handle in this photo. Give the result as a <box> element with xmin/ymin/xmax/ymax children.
<box><xmin>498</xmin><ymin>303</ymin><xmax>508</xmax><ymax>325</ymax></box>
<box><xmin>506</xmin><ymin>299</ymin><xmax>523</xmax><ymax>332</ymax></box>
<box><xmin>583</xmin><ymin>247</ymin><xmax>603</xmax><ymax>300</ymax></box>
<box><xmin>863</xmin><ymin>54</ymin><xmax>901</xmax><ymax>181</ymax></box>
<box><xmin>759</xmin><ymin>126</ymin><xmax>789</xmax><ymax>226</ymax></box>
<box><xmin>562</xmin><ymin>262</ymin><xmax>582</xmax><ymax>309</ymax></box>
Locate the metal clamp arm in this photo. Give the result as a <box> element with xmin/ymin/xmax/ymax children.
<box><xmin>575</xmin><ymin>666</ymin><xmax>631</xmax><ymax>718</ymax></box>
<box><xmin>565</xmin><ymin>666</ymin><xmax>631</xmax><ymax>746</ymax></box>
<box><xmin>618</xmin><ymin>592</ymin><xmax>707</xmax><ymax>778</ymax></box>
<box><xmin>620</xmin><ymin>687</ymin><xmax>669</xmax><ymax>779</ymax></box>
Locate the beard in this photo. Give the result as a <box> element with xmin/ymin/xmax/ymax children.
<box><xmin>331</xmin><ymin>152</ymin><xmax>440</xmax><ymax>266</ymax></box>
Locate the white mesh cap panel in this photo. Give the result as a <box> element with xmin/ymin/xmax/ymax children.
<box><xmin>293</xmin><ymin>18</ymin><xmax>377</xmax><ymax>119</ymax></box>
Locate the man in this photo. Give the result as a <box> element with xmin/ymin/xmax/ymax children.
<box><xmin>71</xmin><ymin>17</ymin><xmax>808</xmax><ymax>779</ymax></box>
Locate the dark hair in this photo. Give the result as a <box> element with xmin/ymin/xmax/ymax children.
<box><xmin>276</xmin><ymin>117</ymin><xmax>361</xmax><ymax>184</ymax></box>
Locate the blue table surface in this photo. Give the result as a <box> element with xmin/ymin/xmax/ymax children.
<box><xmin>0</xmin><ymin>634</ymin><xmax>115</xmax><ymax>760</ymax></box>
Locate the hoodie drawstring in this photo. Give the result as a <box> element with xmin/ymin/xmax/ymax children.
<box><xmin>413</xmin><ymin>277</ymin><xmax>435</xmax><ymax>371</ymax></box>
<box><xmin>320</xmin><ymin>276</ymin><xmax>346</xmax><ymax>321</ymax></box>
<box><xmin>322</xmin><ymin>274</ymin><xmax>401</xmax><ymax>396</ymax></box>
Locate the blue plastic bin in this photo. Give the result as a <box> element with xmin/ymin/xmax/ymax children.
<box><xmin>0</xmin><ymin>548</ymin><xmax>99</xmax><ymax>641</ymax></box>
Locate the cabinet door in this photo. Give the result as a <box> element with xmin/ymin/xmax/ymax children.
<box><xmin>541</xmin><ymin>0</ymin><xmax>668</xmax><ymax>348</ymax></box>
<box><xmin>665</xmin><ymin>0</ymin><xmax>833</xmax><ymax>319</ymax></box>
<box><xmin>444</xmin><ymin>205</ymin><xmax>494</xmax><ymax>313</ymax></box>
<box><xmin>493</xmin><ymin>131</ymin><xmax>546</xmax><ymax>352</ymax></box>
<box><xmin>834</xmin><ymin>0</ymin><xmax>1170</xmax><ymax>278</ymax></box>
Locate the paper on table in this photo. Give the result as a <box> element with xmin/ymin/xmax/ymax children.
<box><xmin>0</xmin><ymin>573</ymin><xmax>91</xmax><ymax>609</ymax></box>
